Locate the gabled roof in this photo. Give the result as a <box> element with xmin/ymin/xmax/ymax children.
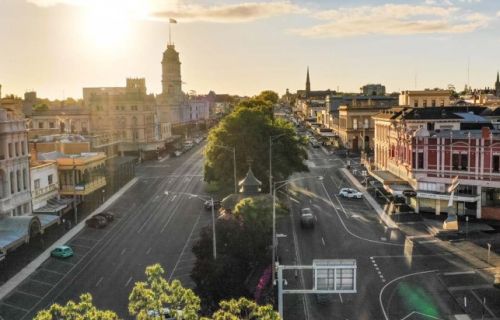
<box><xmin>238</xmin><ymin>167</ymin><xmax>262</xmax><ymax>187</ymax></box>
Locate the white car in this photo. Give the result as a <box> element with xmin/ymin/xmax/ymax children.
<box><xmin>339</xmin><ymin>188</ymin><xmax>363</xmax><ymax>199</ymax></box>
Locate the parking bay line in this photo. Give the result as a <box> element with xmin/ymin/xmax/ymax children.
<box><xmin>14</xmin><ymin>290</ymin><xmax>43</xmax><ymax>299</ymax></box>
<box><xmin>38</xmin><ymin>268</ymin><xmax>65</xmax><ymax>276</ymax></box>
<box><xmin>0</xmin><ymin>301</ymin><xmax>29</xmax><ymax>312</ymax></box>
<box><xmin>125</xmin><ymin>277</ymin><xmax>133</xmax><ymax>287</ymax></box>
<box><xmin>95</xmin><ymin>277</ymin><xmax>104</xmax><ymax>287</ymax></box>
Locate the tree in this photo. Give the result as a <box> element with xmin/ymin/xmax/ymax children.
<box><xmin>204</xmin><ymin>107</ymin><xmax>307</xmax><ymax>193</ymax></box>
<box><xmin>34</xmin><ymin>293</ymin><xmax>119</xmax><ymax>320</ymax></box>
<box><xmin>256</xmin><ymin>91</ymin><xmax>279</xmax><ymax>105</ymax></box>
<box><xmin>212</xmin><ymin>298</ymin><xmax>279</xmax><ymax>320</ymax></box>
<box><xmin>129</xmin><ymin>264</ymin><xmax>201</xmax><ymax>320</ymax></box>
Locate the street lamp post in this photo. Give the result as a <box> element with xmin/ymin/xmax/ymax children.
<box><xmin>165</xmin><ymin>191</ymin><xmax>217</xmax><ymax>259</ymax></box>
<box><xmin>72</xmin><ymin>156</ymin><xmax>78</xmax><ymax>224</ymax></box>
<box><xmin>271</xmin><ymin>175</ymin><xmax>323</xmax><ymax>285</ymax></box>
<box><xmin>214</xmin><ymin>144</ymin><xmax>237</xmax><ymax>194</ymax></box>
<box><xmin>269</xmin><ymin>134</ymin><xmax>286</xmax><ymax>195</ymax></box>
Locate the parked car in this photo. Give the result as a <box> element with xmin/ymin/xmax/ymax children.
<box><xmin>339</xmin><ymin>188</ymin><xmax>363</xmax><ymax>199</ymax></box>
<box><xmin>96</xmin><ymin>211</ymin><xmax>114</xmax><ymax>222</ymax></box>
<box><xmin>300</xmin><ymin>207</ymin><xmax>315</xmax><ymax>228</ymax></box>
<box><xmin>204</xmin><ymin>200</ymin><xmax>221</xmax><ymax>211</ymax></box>
<box><xmin>51</xmin><ymin>245</ymin><xmax>74</xmax><ymax>258</ymax></box>
<box><xmin>85</xmin><ymin>216</ymin><xmax>108</xmax><ymax>228</ymax></box>
<box><xmin>174</xmin><ymin>150</ymin><xmax>183</xmax><ymax>157</ymax></box>
<box><xmin>147</xmin><ymin>307</ymin><xmax>180</xmax><ymax>319</ymax></box>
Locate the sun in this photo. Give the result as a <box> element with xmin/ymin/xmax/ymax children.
<box><xmin>82</xmin><ymin>0</ymin><xmax>150</xmax><ymax>48</ymax></box>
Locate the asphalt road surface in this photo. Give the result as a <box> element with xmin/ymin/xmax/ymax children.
<box><xmin>0</xmin><ymin>144</ymin><xmax>211</xmax><ymax>320</ymax></box>
<box><xmin>277</xmin><ymin>145</ymin><xmax>499</xmax><ymax>320</ymax></box>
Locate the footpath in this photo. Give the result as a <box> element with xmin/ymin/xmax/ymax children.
<box><xmin>341</xmin><ymin>166</ymin><xmax>500</xmax><ymax>283</ymax></box>
<box><xmin>0</xmin><ymin>177</ymin><xmax>138</xmax><ymax>301</ymax></box>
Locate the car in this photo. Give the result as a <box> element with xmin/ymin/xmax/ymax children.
<box><xmin>300</xmin><ymin>207</ymin><xmax>315</xmax><ymax>228</ymax></box>
<box><xmin>51</xmin><ymin>245</ymin><xmax>74</xmax><ymax>258</ymax></box>
<box><xmin>96</xmin><ymin>211</ymin><xmax>114</xmax><ymax>222</ymax></box>
<box><xmin>338</xmin><ymin>188</ymin><xmax>363</xmax><ymax>199</ymax></box>
<box><xmin>174</xmin><ymin>150</ymin><xmax>183</xmax><ymax>157</ymax></box>
<box><xmin>85</xmin><ymin>216</ymin><xmax>108</xmax><ymax>228</ymax></box>
<box><xmin>147</xmin><ymin>307</ymin><xmax>181</xmax><ymax>319</ymax></box>
<box><xmin>204</xmin><ymin>200</ymin><xmax>221</xmax><ymax>211</ymax></box>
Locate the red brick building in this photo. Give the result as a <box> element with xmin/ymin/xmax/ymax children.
<box><xmin>371</xmin><ymin>106</ymin><xmax>500</xmax><ymax>220</ymax></box>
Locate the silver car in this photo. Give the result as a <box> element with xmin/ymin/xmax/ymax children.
<box><xmin>339</xmin><ymin>188</ymin><xmax>363</xmax><ymax>199</ymax></box>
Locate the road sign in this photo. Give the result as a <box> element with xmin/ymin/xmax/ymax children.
<box><xmin>313</xmin><ymin>259</ymin><xmax>357</xmax><ymax>292</ymax></box>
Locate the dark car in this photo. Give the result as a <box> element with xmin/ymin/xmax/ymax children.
<box><xmin>96</xmin><ymin>211</ymin><xmax>114</xmax><ymax>222</ymax></box>
<box><xmin>300</xmin><ymin>208</ymin><xmax>315</xmax><ymax>228</ymax></box>
<box><xmin>204</xmin><ymin>200</ymin><xmax>221</xmax><ymax>211</ymax></box>
<box><xmin>85</xmin><ymin>216</ymin><xmax>108</xmax><ymax>229</ymax></box>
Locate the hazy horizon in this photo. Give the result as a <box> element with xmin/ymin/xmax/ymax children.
<box><xmin>1</xmin><ymin>0</ymin><xmax>500</xmax><ymax>100</ymax></box>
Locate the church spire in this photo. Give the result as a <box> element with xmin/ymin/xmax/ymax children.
<box><xmin>306</xmin><ymin>67</ymin><xmax>311</xmax><ymax>96</ymax></box>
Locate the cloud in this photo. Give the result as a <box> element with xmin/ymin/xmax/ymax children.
<box><xmin>292</xmin><ymin>3</ymin><xmax>490</xmax><ymax>38</ymax></box>
<box><xmin>497</xmin><ymin>11</ymin><xmax>500</xmax><ymax>17</ymax></box>
<box><xmin>152</xmin><ymin>1</ymin><xmax>306</xmax><ymax>23</ymax></box>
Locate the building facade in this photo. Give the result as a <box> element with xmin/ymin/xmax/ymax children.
<box><xmin>399</xmin><ymin>90</ymin><xmax>452</xmax><ymax>108</ymax></box>
<box><xmin>371</xmin><ymin>106</ymin><xmax>499</xmax><ymax>220</ymax></box>
<box><xmin>84</xmin><ymin>78</ymin><xmax>170</xmax><ymax>157</ymax></box>
<box><xmin>0</xmin><ymin>108</ymin><xmax>31</xmax><ymax>216</ymax></box>
<box><xmin>361</xmin><ymin>84</ymin><xmax>386</xmax><ymax>96</ymax></box>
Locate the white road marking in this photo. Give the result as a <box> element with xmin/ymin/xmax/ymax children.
<box><xmin>169</xmin><ymin>213</ymin><xmax>202</xmax><ymax>281</ymax></box>
<box><xmin>321</xmin><ymin>237</ymin><xmax>326</xmax><ymax>246</ymax></box>
<box><xmin>121</xmin><ymin>248</ymin><xmax>127</xmax><ymax>255</ymax></box>
<box><xmin>137</xmin><ymin>214</ymin><xmax>155</xmax><ymax>234</ymax></box>
<box><xmin>442</xmin><ymin>270</ymin><xmax>475</xmax><ymax>276</ymax></box>
<box><xmin>0</xmin><ymin>301</ymin><xmax>29</xmax><ymax>312</ymax></box>
<box><xmin>379</xmin><ymin>270</ymin><xmax>437</xmax><ymax>320</ymax></box>
<box><xmin>338</xmin><ymin>293</ymin><xmax>343</xmax><ymax>304</ymax></box>
<box><xmin>15</xmin><ymin>290</ymin><xmax>43</xmax><ymax>299</ymax></box>
<box><xmin>95</xmin><ymin>277</ymin><xmax>103</xmax><ymax>287</ymax></box>
<box><xmin>170</xmin><ymin>194</ymin><xmax>177</xmax><ymax>202</ymax></box>
<box><xmin>125</xmin><ymin>277</ymin><xmax>133</xmax><ymax>287</ymax></box>
<box><xmin>400</xmin><ymin>311</ymin><xmax>443</xmax><ymax>320</ymax></box>
<box><xmin>39</xmin><ymin>268</ymin><xmax>65</xmax><ymax>276</ymax></box>
<box><xmin>146</xmin><ymin>247</ymin><xmax>152</xmax><ymax>255</ymax></box>
<box><xmin>380</xmin><ymin>237</ymin><xmax>387</xmax><ymax>241</ymax></box>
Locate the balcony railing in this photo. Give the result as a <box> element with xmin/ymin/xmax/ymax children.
<box><xmin>33</xmin><ymin>183</ymin><xmax>58</xmax><ymax>198</ymax></box>
<box><xmin>60</xmin><ymin>177</ymin><xmax>106</xmax><ymax>195</ymax></box>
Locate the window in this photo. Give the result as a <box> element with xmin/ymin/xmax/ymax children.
<box><xmin>116</xmin><ymin>106</ymin><xmax>120</xmax><ymax>110</ymax></box>
<box><xmin>431</xmin><ymin>100</ymin><xmax>436</xmax><ymax>107</ymax></box>
<box><xmin>417</xmin><ymin>151</ymin><xmax>424</xmax><ymax>169</ymax></box>
<box><xmin>17</xmin><ymin>170</ymin><xmax>21</xmax><ymax>192</ymax></box>
<box><xmin>8</xmin><ymin>143</ymin><xmax>12</xmax><ymax>158</ymax></box>
<box><xmin>364</xmin><ymin>118</ymin><xmax>369</xmax><ymax>129</ymax></box>
<box><xmin>452</xmin><ymin>153</ymin><xmax>468</xmax><ymax>171</ymax></box>
<box><xmin>15</xmin><ymin>143</ymin><xmax>18</xmax><ymax>157</ymax></box>
<box><xmin>353</xmin><ymin>118</ymin><xmax>358</xmax><ymax>130</ymax></box>
<box><xmin>23</xmin><ymin>169</ymin><xmax>27</xmax><ymax>190</ymax></box>
<box><xmin>494</xmin><ymin>155</ymin><xmax>500</xmax><ymax>173</ymax></box>
<box><xmin>34</xmin><ymin>179</ymin><xmax>40</xmax><ymax>190</ymax></box>
<box><xmin>131</xmin><ymin>105</ymin><xmax>138</xmax><ymax>111</ymax></box>
<box><xmin>422</xmin><ymin>100</ymin><xmax>427</xmax><ymax>107</ymax></box>
<box><xmin>440</xmin><ymin>100</ymin><xmax>445</xmax><ymax>107</ymax></box>
<box><xmin>48</xmin><ymin>174</ymin><xmax>53</xmax><ymax>185</ymax></box>
<box><xmin>49</xmin><ymin>122</ymin><xmax>55</xmax><ymax>128</ymax></box>
<box><xmin>10</xmin><ymin>171</ymin><xmax>14</xmax><ymax>194</ymax></box>
<box><xmin>427</xmin><ymin>122</ymin><xmax>434</xmax><ymax>131</ymax></box>
<box><xmin>414</xmin><ymin>100</ymin><xmax>418</xmax><ymax>107</ymax></box>
<box><xmin>38</xmin><ymin>122</ymin><xmax>44</xmax><ymax>129</ymax></box>
<box><xmin>21</xmin><ymin>141</ymin><xmax>25</xmax><ymax>155</ymax></box>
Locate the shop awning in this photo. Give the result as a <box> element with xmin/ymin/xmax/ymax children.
<box><xmin>371</xmin><ymin>170</ymin><xmax>407</xmax><ymax>185</ymax></box>
<box><xmin>0</xmin><ymin>215</ymin><xmax>41</xmax><ymax>254</ymax></box>
<box><xmin>34</xmin><ymin>214</ymin><xmax>60</xmax><ymax>230</ymax></box>
<box><xmin>33</xmin><ymin>198</ymin><xmax>70</xmax><ymax>214</ymax></box>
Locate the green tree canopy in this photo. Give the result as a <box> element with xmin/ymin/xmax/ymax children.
<box><xmin>204</xmin><ymin>107</ymin><xmax>307</xmax><ymax>193</ymax></box>
<box><xmin>256</xmin><ymin>91</ymin><xmax>279</xmax><ymax>105</ymax></box>
<box><xmin>129</xmin><ymin>264</ymin><xmax>201</xmax><ymax>320</ymax></box>
<box><xmin>212</xmin><ymin>298</ymin><xmax>280</xmax><ymax>320</ymax></box>
<box><xmin>34</xmin><ymin>293</ymin><xmax>119</xmax><ymax>320</ymax></box>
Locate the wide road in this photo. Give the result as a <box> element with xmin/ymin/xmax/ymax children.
<box><xmin>0</xmin><ymin>144</ymin><xmax>211</xmax><ymax>320</ymax></box>
<box><xmin>278</xmin><ymin>145</ymin><xmax>498</xmax><ymax>320</ymax></box>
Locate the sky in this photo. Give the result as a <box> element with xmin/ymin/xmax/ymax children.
<box><xmin>1</xmin><ymin>0</ymin><xmax>500</xmax><ymax>99</ymax></box>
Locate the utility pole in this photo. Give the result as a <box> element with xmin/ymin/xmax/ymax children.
<box><xmin>72</xmin><ymin>157</ymin><xmax>78</xmax><ymax>224</ymax></box>
<box><xmin>211</xmin><ymin>197</ymin><xmax>217</xmax><ymax>260</ymax></box>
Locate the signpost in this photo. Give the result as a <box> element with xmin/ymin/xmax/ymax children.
<box><xmin>276</xmin><ymin>259</ymin><xmax>357</xmax><ymax>317</ymax></box>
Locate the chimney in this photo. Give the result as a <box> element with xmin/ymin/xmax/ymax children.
<box><xmin>482</xmin><ymin>127</ymin><xmax>491</xmax><ymax>140</ymax></box>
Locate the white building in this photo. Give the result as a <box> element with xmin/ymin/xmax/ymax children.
<box><xmin>30</xmin><ymin>159</ymin><xmax>58</xmax><ymax>211</ymax></box>
<box><xmin>0</xmin><ymin>108</ymin><xmax>31</xmax><ymax>216</ymax></box>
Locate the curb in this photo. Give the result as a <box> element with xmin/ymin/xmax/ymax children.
<box><xmin>340</xmin><ymin>168</ymin><xmax>398</xmax><ymax>229</ymax></box>
<box><xmin>0</xmin><ymin>177</ymin><xmax>139</xmax><ymax>301</ymax></box>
